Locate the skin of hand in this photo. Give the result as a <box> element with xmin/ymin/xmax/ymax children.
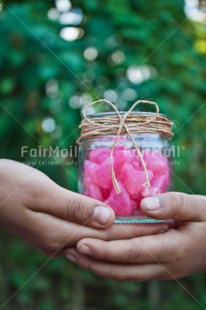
<box><xmin>65</xmin><ymin>192</ymin><xmax>206</xmax><ymax>281</ymax></box>
<box><xmin>0</xmin><ymin>159</ymin><xmax>169</xmax><ymax>258</ymax></box>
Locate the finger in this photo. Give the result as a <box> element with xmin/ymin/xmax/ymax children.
<box><xmin>22</xmin><ymin>210</ymin><xmax>169</xmax><ymax>256</ymax></box>
<box><xmin>23</xmin><ymin>195</ymin><xmax>170</xmax><ymax>257</ymax></box>
<box><xmin>58</xmin><ymin>189</ymin><xmax>115</xmax><ymax>229</ymax></box>
<box><xmin>76</xmin><ymin>229</ymin><xmax>179</xmax><ymax>264</ymax></box>
<box><xmin>26</xmin><ymin>173</ymin><xmax>115</xmax><ymax>229</ymax></box>
<box><xmin>141</xmin><ymin>192</ymin><xmax>206</xmax><ymax>222</ymax></box>
<box><xmin>103</xmin><ymin>221</ymin><xmax>169</xmax><ymax>240</ymax></box>
<box><xmin>20</xmin><ymin>210</ymin><xmax>117</xmax><ymax>253</ymax></box>
<box><xmin>64</xmin><ymin>249</ymin><xmax>168</xmax><ymax>281</ymax></box>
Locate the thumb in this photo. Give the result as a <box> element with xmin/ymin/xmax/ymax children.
<box><xmin>27</xmin><ymin>174</ymin><xmax>115</xmax><ymax>229</ymax></box>
<box><xmin>140</xmin><ymin>192</ymin><xmax>206</xmax><ymax>222</ymax></box>
<box><xmin>57</xmin><ymin>189</ymin><xmax>115</xmax><ymax>229</ymax></box>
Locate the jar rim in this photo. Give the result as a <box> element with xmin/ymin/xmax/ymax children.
<box><xmin>83</xmin><ymin>133</ymin><xmax>167</xmax><ymax>141</ymax></box>
<box><xmin>86</xmin><ymin>111</ymin><xmax>168</xmax><ymax>119</ymax></box>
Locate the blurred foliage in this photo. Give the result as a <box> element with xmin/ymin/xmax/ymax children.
<box><xmin>0</xmin><ymin>0</ymin><xmax>206</xmax><ymax>309</ymax></box>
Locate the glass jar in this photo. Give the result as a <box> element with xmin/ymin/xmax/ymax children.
<box><xmin>78</xmin><ymin>112</ymin><xmax>173</xmax><ymax>223</ymax></box>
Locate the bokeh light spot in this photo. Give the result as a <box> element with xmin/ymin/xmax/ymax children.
<box><xmin>83</xmin><ymin>47</ymin><xmax>98</xmax><ymax>61</ymax></box>
<box><xmin>59</xmin><ymin>9</ymin><xmax>83</xmax><ymax>25</ymax></box>
<box><xmin>60</xmin><ymin>27</ymin><xmax>84</xmax><ymax>41</ymax></box>
<box><xmin>55</xmin><ymin>0</ymin><xmax>71</xmax><ymax>12</ymax></box>
<box><xmin>42</xmin><ymin>118</ymin><xmax>56</xmax><ymax>133</ymax></box>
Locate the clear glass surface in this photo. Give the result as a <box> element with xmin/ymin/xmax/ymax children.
<box><xmin>78</xmin><ymin>112</ymin><xmax>173</xmax><ymax>223</ymax></box>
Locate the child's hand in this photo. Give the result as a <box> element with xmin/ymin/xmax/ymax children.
<box><xmin>65</xmin><ymin>193</ymin><xmax>206</xmax><ymax>281</ymax></box>
<box><xmin>0</xmin><ymin>160</ymin><xmax>169</xmax><ymax>257</ymax></box>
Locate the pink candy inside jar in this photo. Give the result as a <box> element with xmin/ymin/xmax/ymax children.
<box><xmin>82</xmin><ymin>145</ymin><xmax>171</xmax><ymax>221</ymax></box>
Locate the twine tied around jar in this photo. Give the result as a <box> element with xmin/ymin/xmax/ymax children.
<box><xmin>77</xmin><ymin>99</ymin><xmax>173</xmax><ymax>194</ymax></box>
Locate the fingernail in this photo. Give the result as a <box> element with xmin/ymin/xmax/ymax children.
<box><xmin>142</xmin><ymin>196</ymin><xmax>161</xmax><ymax>211</ymax></box>
<box><xmin>66</xmin><ymin>254</ymin><xmax>77</xmax><ymax>263</ymax></box>
<box><xmin>78</xmin><ymin>245</ymin><xmax>90</xmax><ymax>255</ymax></box>
<box><xmin>93</xmin><ymin>206</ymin><xmax>113</xmax><ymax>225</ymax></box>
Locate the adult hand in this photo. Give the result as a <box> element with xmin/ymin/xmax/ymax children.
<box><xmin>0</xmin><ymin>160</ymin><xmax>168</xmax><ymax>257</ymax></box>
<box><xmin>65</xmin><ymin>192</ymin><xmax>206</xmax><ymax>281</ymax></box>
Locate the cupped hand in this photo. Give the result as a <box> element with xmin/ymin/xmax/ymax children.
<box><xmin>65</xmin><ymin>192</ymin><xmax>206</xmax><ymax>281</ymax></box>
<box><xmin>0</xmin><ymin>160</ymin><xmax>168</xmax><ymax>257</ymax></box>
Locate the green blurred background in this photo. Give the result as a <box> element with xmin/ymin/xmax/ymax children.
<box><xmin>0</xmin><ymin>0</ymin><xmax>206</xmax><ymax>309</ymax></box>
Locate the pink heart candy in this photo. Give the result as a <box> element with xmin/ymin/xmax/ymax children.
<box><xmin>143</xmin><ymin>150</ymin><xmax>169</xmax><ymax>174</ymax></box>
<box><xmin>89</xmin><ymin>147</ymin><xmax>111</xmax><ymax>164</ymax></box>
<box><xmin>121</xmin><ymin>164</ymin><xmax>154</xmax><ymax>199</ymax></box>
<box><xmin>151</xmin><ymin>170</ymin><xmax>170</xmax><ymax>193</ymax></box>
<box><xmin>84</xmin><ymin>183</ymin><xmax>103</xmax><ymax>201</ymax></box>
<box><xmin>88</xmin><ymin>157</ymin><xmax>112</xmax><ymax>189</ymax></box>
<box><xmin>105</xmin><ymin>183</ymin><xmax>133</xmax><ymax>216</ymax></box>
<box><xmin>113</xmin><ymin>149</ymin><xmax>134</xmax><ymax>171</ymax></box>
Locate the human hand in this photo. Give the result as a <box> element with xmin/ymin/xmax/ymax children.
<box><xmin>65</xmin><ymin>192</ymin><xmax>206</xmax><ymax>281</ymax></box>
<box><xmin>0</xmin><ymin>160</ymin><xmax>169</xmax><ymax>257</ymax></box>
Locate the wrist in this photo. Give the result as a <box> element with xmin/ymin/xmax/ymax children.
<box><xmin>0</xmin><ymin>159</ymin><xmax>18</xmax><ymax>228</ymax></box>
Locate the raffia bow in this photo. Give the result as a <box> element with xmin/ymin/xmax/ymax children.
<box><xmin>77</xmin><ymin>99</ymin><xmax>173</xmax><ymax>194</ymax></box>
